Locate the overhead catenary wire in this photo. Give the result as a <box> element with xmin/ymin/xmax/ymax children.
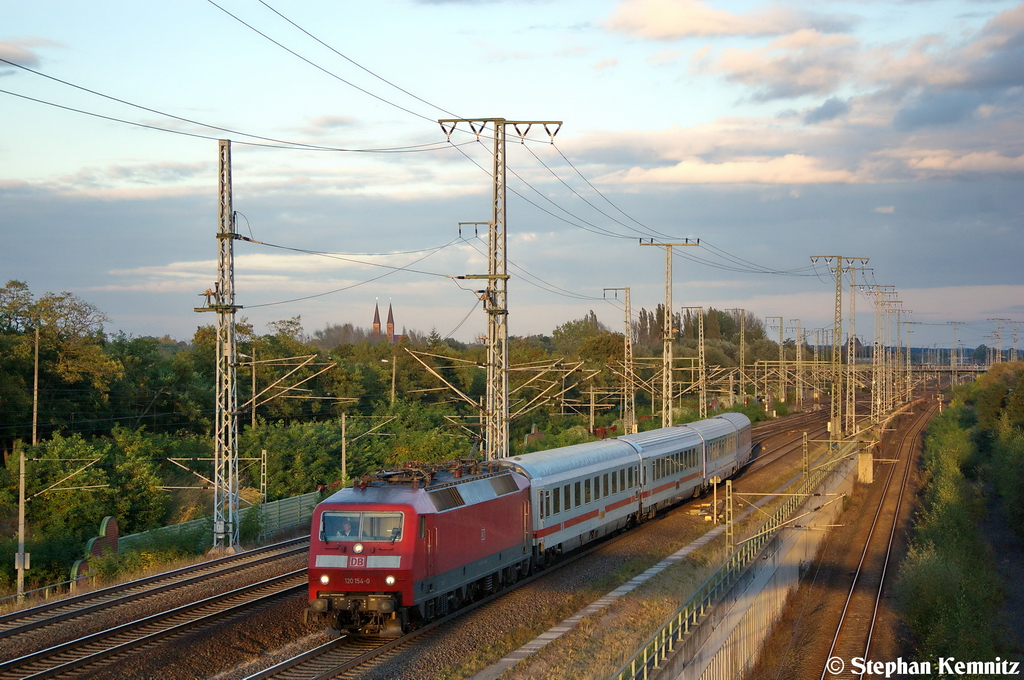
<box><xmin>242</xmin><ymin>237</ymin><xmax>463</xmax><ymax>308</ymax></box>
<box><xmin>256</xmin><ymin>0</ymin><xmax>462</xmax><ymax>120</ymax></box>
<box><xmin>205</xmin><ymin>0</ymin><xmax>443</xmax><ymax>126</ymax></box>
<box><xmin>0</xmin><ymin>57</ymin><xmax>464</xmax><ymax>153</ymax></box>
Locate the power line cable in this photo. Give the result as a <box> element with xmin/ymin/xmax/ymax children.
<box><xmin>0</xmin><ymin>57</ymin><xmax>459</xmax><ymax>153</ymax></box>
<box><xmin>243</xmin><ymin>237</ymin><xmax>461</xmax><ymax>308</ymax></box>
<box><xmin>206</xmin><ymin>0</ymin><xmax>440</xmax><ymax>125</ymax></box>
<box><xmin>256</xmin><ymin>0</ymin><xmax>462</xmax><ymax>119</ymax></box>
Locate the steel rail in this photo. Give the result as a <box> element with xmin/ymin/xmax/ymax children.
<box><xmin>0</xmin><ymin>571</ymin><xmax>306</xmax><ymax>680</ymax></box>
<box><xmin>818</xmin><ymin>401</ymin><xmax>933</xmax><ymax>680</ymax></box>
<box><xmin>0</xmin><ymin>536</ymin><xmax>308</xmax><ymax>638</ymax></box>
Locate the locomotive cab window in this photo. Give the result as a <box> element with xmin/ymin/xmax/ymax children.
<box><xmin>322</xmin><ymin>511</ymin><xmax>403</xmax><ymax>543</ymax></box>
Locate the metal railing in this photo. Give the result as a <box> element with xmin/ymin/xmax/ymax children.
<box><xmin>611</xmin><ymin>441</ymin><xmax>857</xmax><ymax>680</ymax></box>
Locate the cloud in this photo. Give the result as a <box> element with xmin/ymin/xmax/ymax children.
<box><xmin>0</xmin><ymin>38</ymin><xmax>60</xmax><ymax>71</ymax></box>
<box><xmin>605</xmin><ymin>153</ymin><xmax>858</xmax><ymax>184</ymax></box>
<box><xmin>647</xmin><ymin>48</ymin><xmax>683</xmax><ymax>65</ymax></box>
<box><xmin>874</xmin><ymin>206</ymin><xmax>895</xmax><ymax>213</ymax></box>
<box><xmin>701</xmin><ymin>30</ymin><xmax>860</xmax><ymax>101</ymax></box>
<box><xmin>296</xmin><ymin>115</ymin><xmax>359</xmax><ymax>136</ymax></box>
<box><xmin>882</xmin><ymin>148</ymin><xmax>1024</xmax><ymax>177</ymax></box>
<box><xmin>594</xmin><ymin>57</ymin><xmax>619</xmax><ymax>71</ymax></box>
<box><xmin>803</xmin><ymin>97</ymin><xmax>851</xmax><ymax>124</ymax></box>
<box><xmin>605</xmin><ymin>0</ymin><xmax>854</xmax><ymax>39</ymax></box>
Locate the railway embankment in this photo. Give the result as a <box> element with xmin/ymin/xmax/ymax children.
<box><xmin>894</xmin><ymin>402</ymin><xmax>1002</xmax><ymax>663</ymax></box>
<box><xmin>898</xmin><ymin>366</ymin><xmax>1024</xmax><ymax>664</ymax></box>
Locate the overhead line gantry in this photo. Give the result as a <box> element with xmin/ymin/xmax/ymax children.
<box><xmin>441</xmin><ymin>118</ymin><xmax>561</xmax><ymax>459</ymax></box>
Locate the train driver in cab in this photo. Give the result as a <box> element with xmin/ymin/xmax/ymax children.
<box><xmin>323</xmin><ymin>514</ymin><xmax>360</xmax><ymax>541</ymax></box>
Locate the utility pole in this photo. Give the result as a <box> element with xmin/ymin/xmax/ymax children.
<box><xmin>726</xmin><ymin>309</ymin><xmax>746</xmax><ymax>404</ymax></box>
<box><xmin>440</xmin><ymin>119</ymin><xmax>560</xmax><ymax>458</ymax></box>
<box><xmin>16</xmin><ymin>446</ymin><xmax>26</xmax><ymax>600</ymax></box>
<box><xmin>989</xmin><ymin>318</ymin><xmax>1010</xmax><ymax>363</ymax></box>
<box><xmin>845</xmin><ymin>266</ymin><xmax>870</xmax><ymax>434</ymax></box>
<box><xmin>195</xmin><ymin>140</ymin><xmax>241</xmax><ymax>551</ymax></box>
<box><xmin>1012</xmin><ymin>321</ymin><xmax>1021</xmax><ymax>363</ymax></box>
<box><xmin>640</xmin><ymin>239</ymin><xmax>699</xmax><ymax>427</ymax></box>
<box><xmin>811</xmin><ymin>256</ymin><xmax>869</xmax><ymax>440</ymax></box>
<box><xmin>605</xmin><ymin>288</ymin><xmax>637</xmax><ymax>434</ymax></box>
<box><xmin>767</xmin><ymin>317</ymin><xmax>784</xmax><ymax>408</ymax></box>
<box><xmin>788</xmin><ymin>320</ymin><xmax>803</xmax><ymax>411</ymax></box>
<box><xmin>683</xmin><ymin>307</ymin><xmax>707</xmax><ymax>418</ymax></box>
<box><xmin>942</xmin><ymin>321</ymin><xmax>958</xmax><ymax>385</ymax></box>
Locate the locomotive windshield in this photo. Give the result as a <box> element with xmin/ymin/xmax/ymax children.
<box><xmin>321</xmin><ymin>511</ymin><xmax>403</xmax><ymax>542</ymax></box>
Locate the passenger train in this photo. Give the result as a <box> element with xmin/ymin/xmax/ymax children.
<box><xmin>305</xmin><ymin>412</ymin><xmax>753</xmax><ymax>635</ymax></box>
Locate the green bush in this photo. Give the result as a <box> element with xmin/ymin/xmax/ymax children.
<box><xmin>238</xmin><ymin>504</ymin><xmax>264</xmax><ymax>544</ymax></box>
<box><xmin>895</xmin><ymin>405</ymin><xmax>1001</xmax><ymax>660</ymax></box>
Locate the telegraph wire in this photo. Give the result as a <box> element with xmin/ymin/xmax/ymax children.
<box><xmin>522</xmin><ymin>142</ymin><xmax>651</xmax><ymax>239</ymax></box>
<box><xmin>459</xmin><ymin>236</ymin><xmax>604</xmax><ymax>302</ymax></box>
<box><xmin>243</xmin><ymin>237</ymin><xmax>461</xmax><ymax>308</ymax></box>
<box><xmin>256</xmin><ymin>0</ymin><xmax>461</xmax><ymax>119</ymax></box>
<box><xmin>444</xmin><ymin>299</ymin><xmax>482</xmax><ymax>340</ymax></box>
<box><xmin>451</xmin><ymin>140</ymin><xmax>635</xmax><ymax>240</ymax></box>
<box><xmin>206</xmin><ymin>0</ymin><xmax>440</xmax><ymax>125</ymax></box>
<box><xmin>0</xmin><ymin>57</ymin><xmax>465</xmax><ymax>153</ymax></box>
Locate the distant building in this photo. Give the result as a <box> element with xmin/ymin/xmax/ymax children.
<box><xmin>371</xmin><ymin>301</ymin><xmax>399</xmax><ymax>343</ymax></box>
<box><xmin>386</xmin><ymin>303</ymin><xmax>395</xmax><ymax>344</ymax></box>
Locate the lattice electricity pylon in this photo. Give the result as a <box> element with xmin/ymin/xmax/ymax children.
<box><xmin>811</xmin><ymin>255</ymin><xmax>869</xmax><ymax>441</ymax></box>
<box><xmin>640</xmin><ymin>240</ymin><xmax>699</xmax><ymax>427</ymax></box>
<box><xmin>195</xmin><ymin>140</ymin><xmax>241</xmax><ymax>551</ymax></box>
<box><xmin>605</xmin><ymin>287</ymin><xmax>637</xmax><ymax>434</ymax></box>
<box><xmin>440</xmin><ymin>119</ymin><xmax>561</xmax><ymax>458</ymax></box>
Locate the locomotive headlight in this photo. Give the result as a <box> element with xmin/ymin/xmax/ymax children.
<box><xmin>385</xmin><ymin>575</ymin><xmax>396</xmax><ymax>586</ymax></box>
<box><xmin>319</xmin><ymin>574</ymin><xmax>330</xmax><ymax>585</ymax></box>
<box><xmin>353</xmin><ymin>543</ymin><xmax>364</xmax><ymax>554</ymax></box>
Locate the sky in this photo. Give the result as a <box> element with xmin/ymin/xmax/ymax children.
<box><xmin>1</xmin><ymin>0</ymin><xmax>1022</xmax><ymax>353</ymax></box>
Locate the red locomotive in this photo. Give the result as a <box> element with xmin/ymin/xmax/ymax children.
<box><xmin>305</xmin><ymin>460</ymin><xmax>531</xmax><ymax>635</ymax></box>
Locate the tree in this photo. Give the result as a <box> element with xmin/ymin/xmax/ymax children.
<box><xmin>552</xmin><ymin>311</ymin><xmax>608</xmax><ymax>358</ymax></box>
<box><xmin>0</xmin><ymin>282</ymin><xmax>123</xmax><ymax>448</ymax></box>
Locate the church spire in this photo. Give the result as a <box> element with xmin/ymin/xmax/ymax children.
<box><xmin>372</xmin><ymin>299</ymin><xmax>381</xmax><ymax>336</ymax></box>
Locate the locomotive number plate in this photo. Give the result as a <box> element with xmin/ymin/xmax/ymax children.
<box><xmin>345</xmin><ymin>577</ymin><xmax>371</xmax><ymax>585</ymax></box>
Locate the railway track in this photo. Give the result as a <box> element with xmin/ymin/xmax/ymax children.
<box><xmin>0</xmin><ymin>571</ymin><xmax>306</xmax><ymax>679</ymax></box>
<box><xmin>820</xmin><ymin>400</ymin><xmax>935</xmax><ymax>679</ymax></box>
<box><xmin>0</xmin><ymin>536</ymin><xmax>308</xmax><ymax>641</ymax></box>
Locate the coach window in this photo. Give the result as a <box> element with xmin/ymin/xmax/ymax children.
<box><xmin>594</xmin><ymin>476</ymin><xmax>601</xmax><ymax>498</ymax></box>
<box><xmin>620</xmin><ymin>469</ymin><xmax>626</xmax><ymax>490</ymax></box>
<box><xmin>628</xmin><ymin>467</ymin><xmax>633</xmax><ymax>488</ymax></box>
<box><xmin>545</xmin><ymin>490</ymin><xmax>551</xmax><ymax>518</ymax></box>
<box><xmin>611</xmin><ymin>471</ymin><xmax>618</xmax><ymax>495</ymax></box>
<box><xmin>564</xmin><ymin>484</ymin><xmax>571</xmax><ymax>510</ymax></box>
<box><xmin>575</xmin><ymin>481</ymin><xmax>582</xmax><ymax>507</ymax></box>
<box><xmin>584</xmin><ymin>479</ymin><xmax>591</xmax><ymax>504</ymax></box>
<box><xmin>553</xmin><ymin>487</ymin><xmax>561</xmax><ymax>514</ymax></box>
<box><xmin>603</xmin><ymin>473</ymin><xmax>609</xmax><ymax>497</ymax></box>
